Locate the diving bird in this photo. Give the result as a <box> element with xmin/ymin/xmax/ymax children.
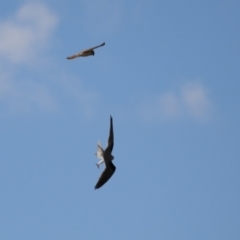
<box><xmin>66</xmin><ymin>42</ymin><xmax>105</xmax><ymax>60</ymax></box>
<box><xmin>95</xmin><ymin>116</ymin><xmax>115</xmax><ymax>189</ymax></box>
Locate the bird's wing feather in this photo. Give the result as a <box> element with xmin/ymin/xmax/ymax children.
<box><xmin>66</xmin><ymin>54</ymin><xmax>80</xmax><ymax>60</ymax></box>
<box><xmin>83</xmin><ymin>42</ymin><xmax>105</xmax><ymax>52</ymax></box>
<box><xmin>105</xmin><ymin>116</ymin><xmax>114</xmax><ymax>153</ymax></box>
<box><xmin>95</xmin><ymin>162</ymin><xmax>116</xmax><ymax>189</ymax></box>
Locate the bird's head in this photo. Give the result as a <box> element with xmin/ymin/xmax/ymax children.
<box><xmin>92</xmin><ymin>50</ymin><xmax>95</xmax><ymax>56</ymax></box>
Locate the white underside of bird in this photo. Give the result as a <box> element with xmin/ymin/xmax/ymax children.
<box><xmin>96</xmin><ymin>141</ymin><xmax>105</xmax><ymax>167</ymax></box>
<box><xmin>95</xmin><ymin>141</ymin><xmax>113</xmax><ymax>167</ymax></box>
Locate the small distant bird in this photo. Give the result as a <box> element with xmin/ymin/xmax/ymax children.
<box><xmin>66</xmin><ymin>42</ymin><xmax>105</xmax><ymax>60</ymax></box>
<box><xmin>95</xmin><ymin>116</ymin><xmax>115</xmax><ymax>189</ymax></box>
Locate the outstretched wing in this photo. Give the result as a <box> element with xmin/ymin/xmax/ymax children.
<box><xmin>66</xmin><ymin>53</ymin><xmax>81</xmax><ymax>60</ymax></box>
<box><xmin>105</xmin><ymin>116</ymin><xmax>114</xmax><ymax>153</ymax></box>
<box><xmin>83</xmin><ymin>42</ymin><xmax>105</xmax><ymax>52</ymax></box>
<box><xmin>95</xmin><ymin>162</ymin><xmax>116</xmax><ymax>189</ymax></box>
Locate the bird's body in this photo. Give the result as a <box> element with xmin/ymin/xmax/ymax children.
<box><xmin>95</xmin><ymin>116</ymin><xmax>115</xmax><ymax>189</ymax></box>
<box><xmin>67</xmin><ymin>42</ymin><xmax>105</xmax><ymax>60</ymax></box>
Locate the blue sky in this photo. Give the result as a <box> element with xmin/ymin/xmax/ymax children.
<box><xmin>0</xmin><ymin>1</ymin><xmax>239</xmax><ymax>239</ymax></box>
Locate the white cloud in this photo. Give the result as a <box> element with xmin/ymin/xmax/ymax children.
<box><xmin>139</xmin><ymin>82</ymin><xmax>212</xmax><ymax>122</ymax></box>
<box><xmin>0</xmin><ymin>3</ymin><xmax>58</xmax><ymax>113</ymax></box>
<box><xmin>181</xmin><ymin>83</ymin><xmax>210</xmax><ymax>119</ymax></box>
<box><xmin>0</xmin><ymin>2</ymin><xmax>58</xmax><ymax>64</ymax></box>
<box><xmin>0</xmin><ymin>3</ymin><xmax>99</xmax><ymax>115</ymax></box>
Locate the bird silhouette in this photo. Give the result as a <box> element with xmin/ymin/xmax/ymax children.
<box><xmin>66</xmin><ymin>42</ymin><xmax>105</xmax><ymax>60</ymax></box>
<box><xmin>95</xmin><ymin>116</ymin><xmax>115</xmax><ymax>189</ymax></box>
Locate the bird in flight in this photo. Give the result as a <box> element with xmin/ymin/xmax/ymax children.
<box><xmin>66</xmin><ymin>42</ymin><xmax>105</xmax><ymax>60</ymax></box>
<box><xmin>95</xmin><ymin>116</ymin><xmax>115</xmax><ymax>189</ymax></box>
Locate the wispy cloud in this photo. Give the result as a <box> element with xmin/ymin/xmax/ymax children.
<box><xmin>0</xmin><ymin>3</ymin><xmax>59</xmax><ymax>113</ymax></box>
<box><xmin>181</xmin><ymin>82</ymin><xmax>210</xmax><ymax>119</ymax></box>
<box><xmin>0</xmin><ymin>3</ymin><xmax>99</xmax><ymax>115</ymax></box>
<box><xmin>0</xmin><ymin>73</ymin><xmax>57</xmax><ymax>113</ymax></box>
<box><xmin>0</xmin><ymin>3</ymin><xmax>98</xmax><ymax>116</ymax></box>
<box><xmin>0</xmin><ymin>2</ymin><xmax>58</xmax><ymax>64</ymax></box>
<box><xmin>139</xmin><ymin>82</ymin><xmax>212</xmax><ymax>122</ymax></box>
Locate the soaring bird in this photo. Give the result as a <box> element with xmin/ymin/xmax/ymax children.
<box><xmin>66</xmin><ymin>42</ymin><xmax>105</xmax><ymax>60</ymax></box>
<box><xmin>95</xmin><ymin>116</ymin><xmax>115</xmax><ymax>189</ymax></box>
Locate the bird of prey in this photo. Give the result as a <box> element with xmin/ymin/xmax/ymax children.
<box><xmin>66</xmin><ymin>42</ymin><xmax>105</xmax><ymax>60</ymax></box>
<box><xmin>95</xmin><ymin>116</ymin><xmax>115</xmax><ymax>189</ymax></box>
